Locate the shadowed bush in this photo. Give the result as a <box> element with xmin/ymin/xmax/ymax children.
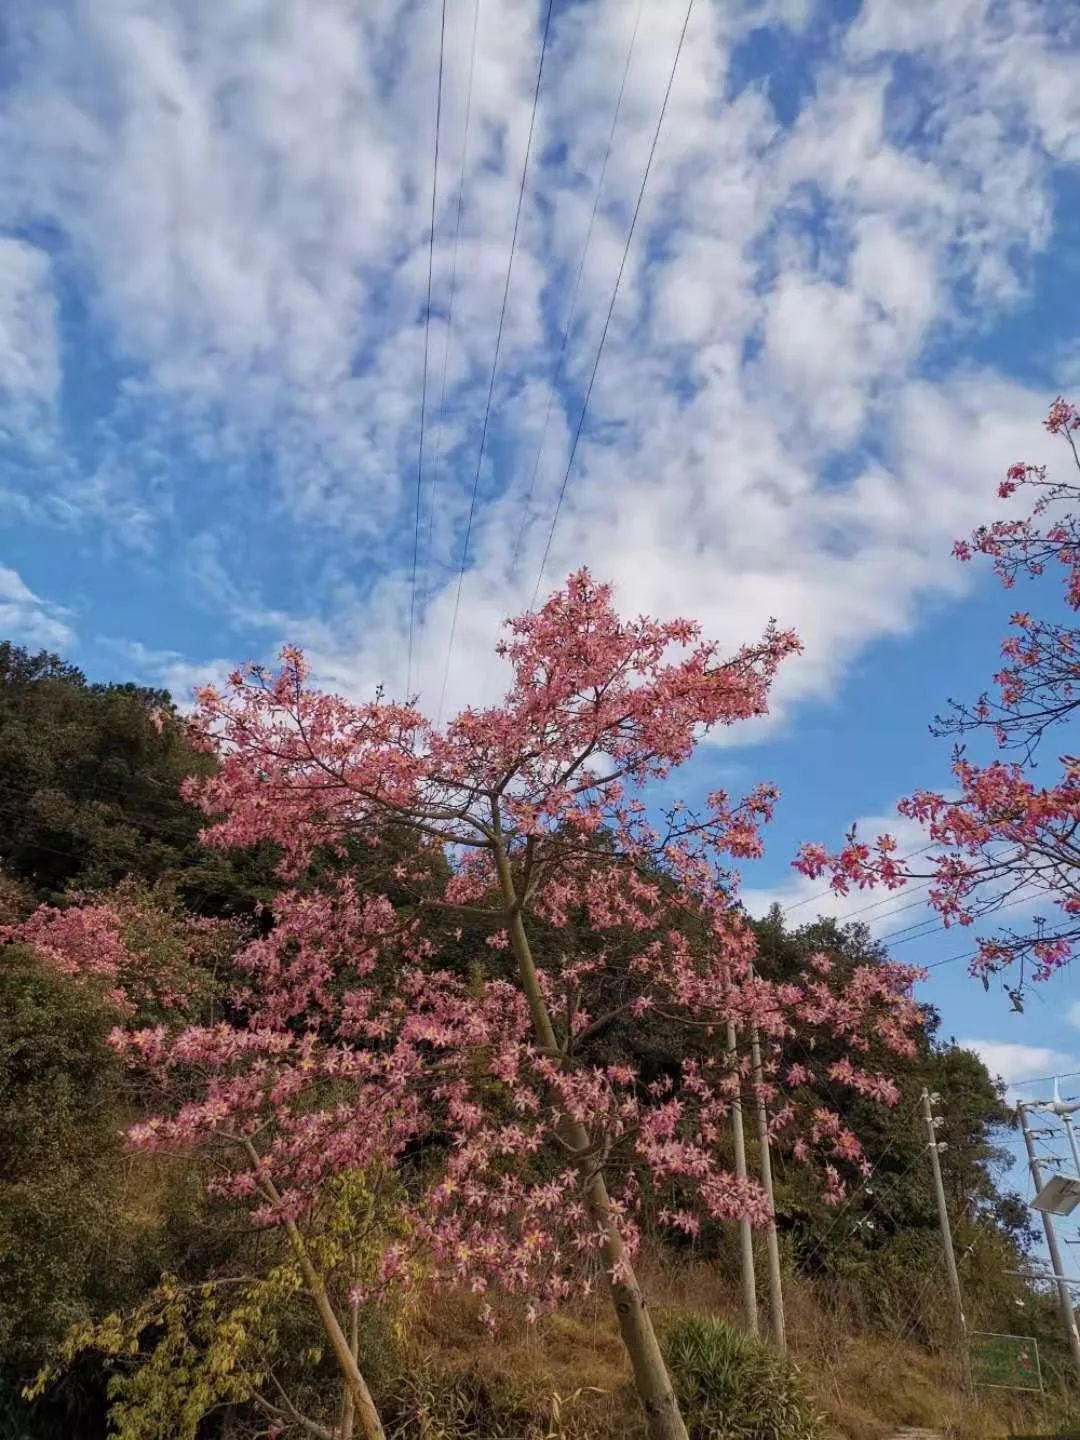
<box><xmin>662</xmin><ymin>1314</ymin><xmax>823</xmax><ymax>1440</ymax></box>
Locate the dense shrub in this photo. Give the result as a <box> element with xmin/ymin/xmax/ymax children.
<box><xmin>662</xmin><ymin>1314</ymin><xmax>823</xmax><ymax>1440</ymax></box>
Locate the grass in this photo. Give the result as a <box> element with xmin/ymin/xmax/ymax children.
<box><xmin>376</xmin><ymin>1266</ymin><xmax>1078</xmax><ymax>1440</ymax></box>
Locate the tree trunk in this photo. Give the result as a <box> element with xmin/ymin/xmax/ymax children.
<box><xmin>283</xmin><ymin>1213</ymin><xmax>385</xmax><ymax>1440</ymax></box>
<box><xmin>584</xmin><ymin>1169</ymin><xmax>689</xmax><ymax>1440</ymax></box>
<box><xmin>491</xmin><ymin>835</ymin><xmax>689</xmax><ymax>1440</ymax></box>
<box><xmin>243</xmin><ymin>1142</ymin><xmax>386</xmax><ymax>1440</ymax></box>
<box><xmin>339</xmin><ymin>1298</ymin><xmax>360</xmax><ymax>1439</ymax></box>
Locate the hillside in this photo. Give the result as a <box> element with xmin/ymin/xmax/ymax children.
<box><xmin>0</xmin><ymin>641</ymin><xmax>1076</xmax><ymax>1440</ymax></box>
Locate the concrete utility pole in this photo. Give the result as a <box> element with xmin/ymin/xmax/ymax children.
<box><xmin>1065</xmin><ymin>1112</ymin><xmax>1080</xmax><ymax>1177</ymax></box>
<box><xmin>1032</xmin><ymin>1078</ymin><xmax>1080</xmax><ymax>1176</ymax></box>
<box><xmin>727</xmin><ymin>1021</ymin><xmax>758</xmax><ymax>1335</ymax></box>
<box><xmin>1018</xmin><ymin>1100</ymin><xmax>1080</xmax><ymax>1381</ymax></box>
<box><xmin>751</xmin><ymin>1024</ymin><xmax>787</xmax><ymax>1352</ymax></box>
<box><xmin>1065</xmin><ymin>1111</ymin><xmax>1080</xmax><ymax>1177</ymax></box>
<box><xmin>921</xmin><ymin>1089</ymin><xmax>968</xmax><ymax>1370</ymax></box>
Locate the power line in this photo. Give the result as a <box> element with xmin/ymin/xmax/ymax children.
<box><xmin>419</xmin><ymin>0</ymin><xmax>482</xmax><ymax>669</ymax></box>
<box><xmin>778</xmin><ymin>844</ymin><xmax>1055</xmax><ymax>967</ymax></box>
<box><xmin>870</xmin><ymin>1202</ymin><xmax>976</xmax><ymax>1380</ymax></box>
<box><xmin>867</xmin><ymin>853</ymin><xmax>1030</xmax><ymax>946</ymax></box>
<box><xmin>781</xmin><ymin>842</ymin><xmax>938</xmax><ymax>917</ymax></box>
<box><xmin>873</xmin><ymin>909</ymin><xmax>951</xmax><ymax>949</ymax></box>
<box><xmin>1012</xmin><ymin>1070</ymin><xmax>1080</xmax><ymax>1089</ymax></box>
<box><xmin>783</xmin><ymin>843</ymin><xmax>1031</xmax><ymax>947</ymax></box>
<box><xmin>920</xmin><ymin>943</ymin><xmax>994</xmax><ymax>972</ymax></box>
<box><xmin>504</xmin><ymin>0</ymin><xmax>646</xmax><ymax>595</ymax></box>
<box><xmin>407</xmin><ymin>0</ymin><xmax>448</xmax><ymax>700</ymax></box>
<box><xmin>842</xmin><ymin>879</ymin><xmax>934</xmax><ymax>929</ymax></box>
<box><xmin>437</xmin><ymin>0</ymin><xmax>556</xmax><ymax>724</ymax></box>
<box><xmin>887</xmin><ymin>888</ymin><xmax>1055</xmax><ymax>956</ymax></box>
<box><xmin>530</xmin><ymin>0</ymin><xmax>696</xmax><ymax>610</ymax></box>
<box><xmin>797</xmin><ymin>1099</ymin><xmax>924</xmax><ymax>1275</ymax></box>
<box><xmin>881</xmin><ymin>1267</ymin><xmax>940</xmax><ymax>1364</ymax></box>
<box><xmin>908</xmin><ymin>919</ymin><xmax>1074</xmax><ymax>973</ymax></box>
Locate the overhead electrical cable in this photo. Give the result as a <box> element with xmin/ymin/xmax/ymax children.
<box><xmin>885</xmin><ymin>886</ymin><xmax>1051</xmax><ymax>955</ymax></box>
<box><xmin>797</xmin><ymin>1105</ymin><xmax>925</xmax><ymax>1275</ymax></box>
<box><xmin>407</xmin><ymin>0</ymin><xmax>449</xmax><ymax>698</ymax></box>
<box><xmin>781</xmin><ymin>842</ymin><xmax>938</xmax><ymax>917</ymax></box>
<box><xmin>1012</xmin><ymin>1070</ymin><xmax>1080</xmax><ymax>1089</ymax></box>
<box><xmin>887</xmin><ymin>919</ymin><xmax>1075</xmax><ymax>973</ymax></box>
<box><xmin>824</xmin><ymin>879</ymin><xmax>935</xmax><ymax>930</ymax></box>
<box><xmin>437</xmin><ymin>0</ymin><xmax>556</xmax><ymax>724</ymax></box>
<box><xmin>530</xmin><ymin>0</ymin><xmax>696</xmax><ymax>610</ymax></box>
<box><xmin>504</xmin><ymin>0</ymin><xmax>646</xmax><ymax>592</ymax></box>
<box><xmin>419</xmin><ymin>0</ymin><xmax>482</xmax><ymax>670</ymax></box>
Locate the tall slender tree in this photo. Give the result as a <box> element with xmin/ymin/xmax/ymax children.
<box><xmin>21</xmin><ymin>573</ymin><xmax>923</xmax><ymax>1440</ymax></box>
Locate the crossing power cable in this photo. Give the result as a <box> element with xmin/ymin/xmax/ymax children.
<box><xmin>872</xmin><ymin>907</ymin><xmax>959</xmax><ymax>949</ymax></box>
<box><xmin>437</xmin><ymin>0</ymin><xmax>556</xmax><ymax>724</ymax></box>
<box><xmin>1011</xmin><ymin>1069</ymin><xmax>1080</xmax><ymax>1089</ymax></box>
<box><xmin>530</xmin><ymin>0</ymin><xmax>696</xmax><ymax>610</ymax></box>
<box><xmin>419</xmin><ymin>0</ymin><xmax>482</xmax><ymax>672</ymax></box>
<box><xmin>504</xmin><ymin>0</ymin><xmax>646</xmax><ymax>594</ymax></box>
<box><xmin>885</xmin><ymin>887</ymin><xmax>1054</xmax><ymax>955</ymax></box>
<box><xmin>830</xmin><ymin>879</ymin><xmax>934</xmax><ymax>930</ymax></box>
<box><xmin>407</xmin><ymin>0</ymin><xmax>449</xmax><ymax>699</ymax></box>
<box><xmin>781</xmin><ymin>842</ymin><xmax>938</xmax><ymax>917</ymax></box>
<box><xmin>896</xmin><ymin>919</ymin><xmax>1075</xmax><ymax>973</ymax></box>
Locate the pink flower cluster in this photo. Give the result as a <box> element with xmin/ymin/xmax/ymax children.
<box><xmin>797</xmin><ymin>398</ymin><xmax>1080</xmax><ymax>982</ymax></box>
<box><xmin>17</xmin><ymin>571</ymin><xmax>922</xmax><ymax>1316</ymax></box>
<box><xmin>1</xmin><ymin>885</ymin><xmax>230</xmax><ymax>1019</ymax></box>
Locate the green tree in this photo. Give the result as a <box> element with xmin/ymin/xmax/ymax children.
<box><xmin>0</xmin><ymin>641</ymin><xmax>273</xmax><ymax>916</ymax></box>
<box><xmin>0</xmin><ymin>944</ymin><xmax>137</xmax><ymax>1368</ymax></box>
<box><xmin>754</xmin><ymin>910</ymin><xmax>1032</xmax><ymax>1334</ymax></box>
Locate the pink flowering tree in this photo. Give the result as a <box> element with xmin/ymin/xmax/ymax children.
<box><xmin>796</xmin><ymin>398</ymin><xmax>1080</xmax><ymax>994</ymax></box>
<box><xmin>0</xmin><ymin>879</ymin><xmax>233</xmax><ymax>1023</ymax></box>
<box><xmin>18</xmin><ymin>573</ymin><xmax>923</xmax><ymax>1440</ymax></box>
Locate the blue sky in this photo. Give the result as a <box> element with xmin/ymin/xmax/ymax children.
<box><xmin>3</xmin><ymin>0</ymin><xmax>1080</xmax><ymax>1198</ymax></box>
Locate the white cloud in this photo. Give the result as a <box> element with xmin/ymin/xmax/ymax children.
<box><xmin>1068</xmin><ymin>1002</ymin><xmax>1080</xmax><ymax>1033</ymax></box>
<box><xmin>0</xmin><ymin>565</ymin><xmax>74</xmax><ymax>649</ymax></box>
<box><xmin>741</xmin><ymin>809</ymin><xmax>935</xmax><ymax>934</ymax></box>
<box><xmin>960</xmin><ymin>1038</ymin><xmax>1076</xmax><ymax>1088</ymax></box>
<box><xmin>848</xmin><ymin>1</ymin><xmax>1080</xmax><ymax>168</ymax></box>
<box><xmin>102</xmin><ymin>639</ymin><xmax>236</xmax><ymax>711</ymax></box>
<box><xmin>0</xmin><ymin>237</ymin><xmax>60</xmax><ymax>451</ymax></box>
<box><xmin>0</xmin><ymin>0</ymin><xmax>1076</xmax><ymax>726</ymax></box>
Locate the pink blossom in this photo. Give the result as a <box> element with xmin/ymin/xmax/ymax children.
<box><xmin>44</xmin><ymin>572</ymin><xmax>918</xmax><ymax>1325</ymax></box>
<box><xmin>796</xmin><ymin>397</ymin><xmax>1080</xmax><ymax>983</ymax></box>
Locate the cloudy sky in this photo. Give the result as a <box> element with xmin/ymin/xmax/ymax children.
<box><xmin>3</xmin><ymin>0</ymin><xmax>1080</xmax><ymax>1176</ymax></box>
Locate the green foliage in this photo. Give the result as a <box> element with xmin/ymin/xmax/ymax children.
<box><xmin>661</xmin><ymin>1315</ymin><xmax>824</xmax><ymax>1440</ymax></box>
<box><xmin>0</xmin><ymin>931</ymin><xmax>225</xmax><ymax>1437</ymax></box>
<box><xmin>24</xmin><ymin>1166</ymin><xmax>417</xmax><ymax>1440</ymax></box>
<box><xmin>27</xmin><ymin>1266</ymin><xmax>306</xmax><ymax>1440</ymax></box>
<box><xmin>0</xmin><ymin>944</ymin><xmax>131</xmax><ymax>1367</ymax></box>
<box><xmin>0</xmin><ymin>641</ymin><xmax>274</xmax><ymax>916</ymax></box>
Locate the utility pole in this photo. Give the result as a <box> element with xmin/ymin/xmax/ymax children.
<box><xmin>921</xmin><ymin>1089</ymin><xmax>968</xmax><ymax>1377</ymax></box>
<box><xmin>1032</xmin><ymin>1078</ymin><xmax>1080</xmax><ymax>1176</ymax></box>
<box><xmin>1065</xmin><ymin>1110</ymin><xmax>1080</xmax><ymax>1177</ymax></box>
<box><xmin>727</xmin><ymin>1021</ymin><xmax>758</xmax><ymax>1335</ymax></box>
<box><xmin>750</xmin><ymin>1024</ymin><xmax>786</xmax><ymax>1352</ymax></box>
<box><xmin>1018</xmin><ymin>1101</ymin><xmax>1080</xmax><ymax>1381</ymax></box>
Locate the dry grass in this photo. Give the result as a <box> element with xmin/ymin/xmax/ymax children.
<box><xmin>400</xmin><ymin>1286</ymin><xmax>643</xmax><ymax>1437</ymax></box>
<box><xmin>387</xmin><ymin>1264</ymin><xmax>1072</xmax><ymax>1440</ymax></box>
